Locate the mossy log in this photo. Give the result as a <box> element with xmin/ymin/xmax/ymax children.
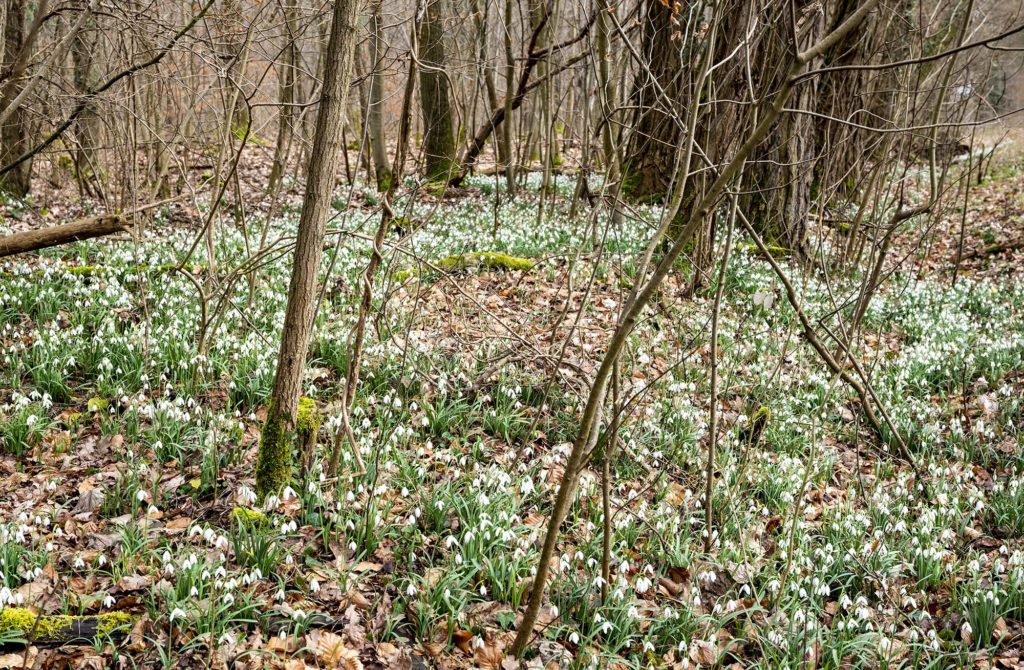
<box><xmin>0</xmin><ymin>607</ymin><xmax>134</xmax><ymax>647</ymax></box>
<box><xmin>393</xmin><ymin>251</ymin><xmax>535</xmax><ymax>282</ymax></box>
<box><xmin>737</xmin><ymin>243</ymin><xmax>791</xmax><ymax>259</ymax></box>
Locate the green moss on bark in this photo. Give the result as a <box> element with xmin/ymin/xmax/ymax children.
<box><xmin>255</xmin><ymin>404</ymin><xmax>289</xmax><ymax>501</ymax></box>
<box><xmin>438</xmin><ymin>251</ymin><xmax>534</xmax><ymax>271</ymax></box>
<box><xmin>295</xmin><ymin>396</ymin><xmax>321</xmax><ymax>437</ymax></box>
<box><xmin>393</xmin><ymin>252</ymin><xmax>534</xmax><ymax>283</ymax></box>
<box><xmin>0</xmin><ymin>607</ymin><xmax>134</xmax><ymax>641</ymax></box>
<box><xmin>255</xmin><ymin>397</ymin><xmax>319</xmax><ymax>501</ymax></box>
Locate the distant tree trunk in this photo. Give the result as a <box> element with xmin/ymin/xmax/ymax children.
<box><xmin>474</xmin><ymin>0</ymin><xmax>505</xmax><ymax>167</ymax></box>
<box><xmin>256</xmin><ymin>0</ymin><xmax>363</xmax><ymax>500</ymax></box>
<box><xmin>621</xmin><ymin>0</ymin><xmax>682</xmax><ymax>202</ymax></box>
<box><xmin>501</xmin><ymin>0</ymin><xmax>515</xmax><ymax>192</ymax></box>
<box><xmin>367</xmin><ymin>0</ymin><xmax>391</xmax><ymax>191</ymax></box>
<box><xmin>268</xmin><ymin>0</ymin><xmax>299</xmax><ymax>192</ymax></box>
<box><xmin>71</xmin><ymin>16</ymin><xmax>104</xmax><ymax>197</ymax></box>
<box><xmin>0</xmin><ymin>0</ymin><xmax>33</xmax><ymax>196</ymax></box>
<box><xmin>216</xmin><ymin>0</ymin><xmax>249</xmax><ymax>132</ymax></box>
<box><xmin>417</xmin><ymin>0</ymin><xmax>457</xmax><ymax>181</ymax></box>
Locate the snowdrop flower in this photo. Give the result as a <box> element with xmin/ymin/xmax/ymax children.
<box><xmin>170</xmin><ymin>607</ymin><xmax>187</xmax><ymax>622</ymax></box>
<box><xmin>406</xmin><ymin>583</ymin><xmax>417</xmax><ymax>597</ymax></box>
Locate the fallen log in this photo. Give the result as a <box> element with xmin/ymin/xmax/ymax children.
<box><xmin>959</xmin><ymin>237</ymin><xmax>1024</xmax><ymax>261</ymax></box>
<box><xmin>0</xmin><ymin>608</ymin><xmax>134</xmax><ymax>647</ymax></box>
<box><xmin>0</xmin><ymin>215</ymin><xmax>127</xmax><ymax>258</ymax></box>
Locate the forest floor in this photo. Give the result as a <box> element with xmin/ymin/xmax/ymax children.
<box><xmin>1</xmin><ymin>147</ymin><xmax>1024</xmax><ymax>669</ymax></box>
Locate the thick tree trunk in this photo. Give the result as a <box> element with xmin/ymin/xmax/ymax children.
<box><xmin>0</xmin><ymin>215</ymin><xmax>126</xmax><ymax>257</ymax></box>
<box><xmin>256</xmin><ymin>0</ymin><xmax>363</xmax><ymax>500</ymax></box>
<box><xmin>417</xmin><ymin>0</ymin><xmax>457</xmax><ymax>181</ymax></box>
<box><xmin>747</xmin><ymin>3</ymin><xmax>825</xmax><ymax>257</ymax></box>
<box><xmin>0</xmin><ymin>0</ymin><xmax>33</xmax><ymax>196</ymax></box>
<box><xmin>622</xmin><ymin>0</ymin><xmax>682</xmax><ymax>202</ymax></box>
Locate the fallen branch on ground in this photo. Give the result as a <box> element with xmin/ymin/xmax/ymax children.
<box><xmin>0</xmin><ymin>215</ymin><xmax>127</xmax><ymax>258</ymax></box>
<box><xmin>0</xmin><ymin>608</ymin><xmax>134</xmax><ymax>647</ymax></box>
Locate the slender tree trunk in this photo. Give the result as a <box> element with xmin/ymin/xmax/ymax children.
<box><xmin>417</xmin><ymin>0</ymin><xmax>457</xmax><ymax>181</ymax></box>
<box><xmin>256</xmin><ymin>0</ymin><xmax>363</xmax><ymax>500</ymax></box>
<box><xmin>0</xmin><ymin>0</ymin><xmax>33</xmax><ymax>196</ymax></box>
<box><xmin>216</xmin><ymin>0</ymin><xmax>249</xmax><ymax>132</ymax></box>
<box><xmin>268</xmin><ymin>0</ymin><xmax>299</xmax><ymax>192</ymax></box>
<box><xmin>367</xmin><ymin>0</ymin><xmax>391</xmax><ymax>191</ymax></box>
<box><xmin>501</xmin><ymin>0</ymin><xmax>515</xmax><ymax>192</ymax></box>
<box><xmin>71</xmin><ymin>15</ymin><xmax>104</xmax><ymax>197</ymax></box>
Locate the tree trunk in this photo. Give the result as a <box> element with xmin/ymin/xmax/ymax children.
<box><xmin>0</xmin><ymin>0</ymin><xmax>33</xmax><ymax>196</ymax></box>
<box><xmin>501</xmin><ymin>0</ymin><xmax>515</xmax><ymax>192</ymax></box>
<box><xmin>71</xmin><ymin>15</ymin><xmax>104</xmax><ymax>197</ymax></box>
<box><xmin>215</xmin><ymin>0</ymin><xmax>249</xmax><ymax>132</ymax></box>
<box><xmin>256</xmin><ymin>0</ymin><xmax>363</xmax><ymax>500</ymax></box>
<box><xmin>367</xmin><ymin>0</ymin><xmax>391</xmax><ymax>191</ymax></box>
<box><xmin>268</xmin><ymin>0</ymin><xmax>299</xmax><ymax>192</ymax></box>
<box><xmin>747</xmin><ymin>2</ymin><xmax>825</xmax><ymax>257</ymax></box>
<box><xmin>621</xmin><ymin>0</ymin><xmax>682</xmax><ymax>202</ymax></box>
<box><xmin>417</xmin><ymin>0</ymin><xmax>457</xmax><ymax>181</ymax></box>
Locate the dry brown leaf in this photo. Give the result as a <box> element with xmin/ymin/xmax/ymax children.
<box><xmin>421</xmin><ymin>641</ymin><xmax>445</xmax><ymax>658</ymax></box>
<box><xmin>267</xmin><ymin>635</ymin><xmax>301</xmax><ymax>654</ymax></box>
<box><xmin>346</xmin><ymin>589</ymin><xmax>371</xmax><ymax>610</ymax></box>
<box><xmin>311</xmin><ymin>630</ymin><xmax>347</xmax><ymax>665</ymax></box>
<box><xmin>993</xmin><ymin>616</ymin><xmax>1007</xmax><ymax>640</ymax></box>
<box><xmin>0</xmin><ymin>653</ymin><xmax>29</xmax><ymax>669</ymax></box>
<box><xmin>165</xmin><ymin>516</ymin><xmax>192</xmax><ymax>530</ymax></box>
<box><xmin>474</xmin><ymin>639</ymin><xmax>505</xmax><ymax>669</ymax></box>
<box><xmin>116</xmin><ymin>573</ymin><xmax>153</xmax><ymax>591</ymax></box>
<box><xmin>665</xmin><ymin>482</ymin><xmax>687</xmax><ymax>506</ymax></box>
<box><xmin>452</xmin><ymin>629</ymin><xmax>474</xmax><ymax>654</ymax></box>
<box><xmin>689</xmin><ymin>640</ymin><xmax>717</xmax><ymax>667</ymax></box>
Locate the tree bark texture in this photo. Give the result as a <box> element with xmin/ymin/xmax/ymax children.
<box><xmin>417</xmin><ymin>0</ymin><xmax>457</xmax><ymax>181</ymax></box>
<box><xmin>256</xmin><ymin>0</ymin><xmax>363</xmax><ymax>499</ymax></box>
